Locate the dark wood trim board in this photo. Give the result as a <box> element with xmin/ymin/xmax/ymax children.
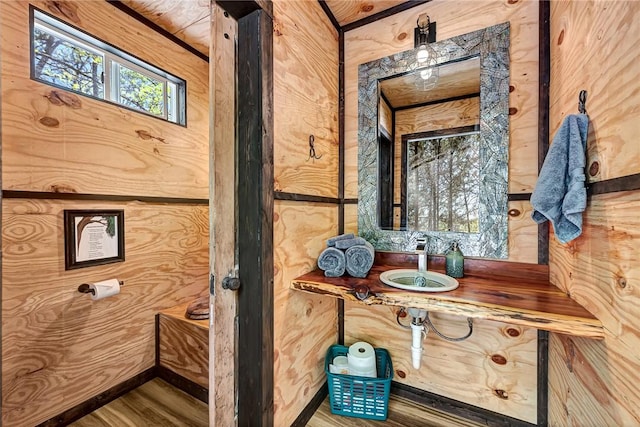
<box><xmin>2</xmin><ymin>190</ymin><xmax>208</xmax><ymax>205</ymax></box>
<box><xmin>236</xmin><ymin>8</ymin><xmax>274</xmax><ymax>426</ymax></box>
<box><xmin>342</xmin><ymin>1</ymin><xmax>432</xmax><ymax>32</ymax></box>
<box><xmin>290</xmin><ymin>382</ymin><xmax>329</xmax><ymax>427</ymax></box>
<box><xmin>538</xmin><ymin>0</ymin><xmax>551</xmax><ymax>266</ymax></box>
<box><xmin>106</xmin><ymin>0</ymin><xmax>209</xmax><ymax>62</ymax></box>
<box><xmin>156</xmin><ymin>366</ymin><xmax>208</xmax><ymax>404</ymax></box>
<box><xmin>391</xmin><ymin>382</ymin><xmax>535</xmax><ymax>427</ymax></box>
<box><xmin>37</xmin><ymin>368</ymin><xmax>156</xmax><ymax>426</ymax></box>
<box><xmin>274</xmin><ymin>192</ymin><xmax>340</xmax><ymax>204</ymax></box>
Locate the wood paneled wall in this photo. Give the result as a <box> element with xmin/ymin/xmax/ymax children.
<box><xmin>159</xmin><ymin>306</ymin><xmax>209</xmax><ymax>389</ymax></box>
<box><xmin>274</xmin><ymin>202</ymin><xmax>338</xmax><ymax>425</ymax></box>
<box><xmin>1</xmin><ymin>1</ymin><xmax>209</xmax><ymax>199</ymax></box>
<box><xmin>325</xmin><ymin>0</ymin><xmax>406</xmax><ymax>27</ymax></box>
<box><xmin>1</xmin><ymin>1</ymin><xmax>209</xmax><ymax>425</ymax></box>
<box><xmin>344</xmin><ymin>0</ymin><xmax>540</xmax><ymax>202</ymax></box>
<box><xmin>273</xmin><ymin>0</ymin><xmax>339</xmax><ymax>198</ymax></box>
<box><xmin>548</xmin><ymin>2</ymin><xmax>640</xmax><ymax>425</ymax></box>
<box><xmin>342</xmin><ymin>0</ymin><xmax>540</xmax><ymax>422</ymax></box>
<box><xmin>345</xmin><ymin>306</ymin><xmax>538</xmax><ymax>422</ymax></box>
<box><xmin>344</xmin><ymin>0</ymin><xmax>539</xmax><ymax>263</ymax></box>
<box><xmin>2</xmin><ymin>200</ymin><xmax>208</xmax><ymax>426</ymax></box>
<box><xmin>272</xmin><ymin>1</ymin><xmax>339</xmax><ymax>425</ymax></box>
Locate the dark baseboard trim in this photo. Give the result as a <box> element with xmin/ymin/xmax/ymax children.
<box><xmin>2</xmin><ymin>190</ymin><xmax>208</xmax><ymax>205</ymax></box>
<box><xmin>106</xmin><ymin>1</ymin><xmax>209</xmax><ymax>62</ymax></box>
<box><xmin>37</xmin><ymin>368</ymin><xmax>156</xmax><ymax>426</ymax></box>
<box><xmin>342</xmin><ymin>1</ymin><xmax>432</xmax><ymax>32</ymax></box>
<box><xmin>290</xmin><ymin>382</ymin><xmax>328</xmax><ymax>427</ymax></box>
<box><xmin>391</xmin><ymin>382</ymin><xmax>535</xmax><ymax>427</ymax></box>
<box><xmin>274</xmin><ymin>191</ymin><xmax>341</xmax><ymax>204</ymax></box>
<box><xmin>156</xmin><ymin>366</ymin><xmax>208</xmax><ymax>404</ymax></box>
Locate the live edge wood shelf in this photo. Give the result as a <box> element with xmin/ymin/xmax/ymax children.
<box><xmin>291</xmin><ymin>252</ymin><xmax>604</xmax><ymax>339</ymax></box>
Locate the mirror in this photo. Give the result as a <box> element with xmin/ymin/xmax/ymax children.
<box><xmin>358</xmin><ymin>23</ymin><xmax>510</xmax><ymax>258</ymax></box>
<box><xmin>404</xmin><ymin>125</ymin><xmax>481</xmax><ymax>233</ymax></box>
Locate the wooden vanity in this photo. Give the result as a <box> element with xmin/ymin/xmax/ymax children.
<box><xmin>291</xmin><ymin>252</ymin><xmax>603</xmax><ymax>339</ymax></box>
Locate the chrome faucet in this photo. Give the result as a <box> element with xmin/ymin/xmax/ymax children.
<box><xmin>416</xmin><ymin>237</ymin><xmax>428</xmax><ymax>272</ymax></box>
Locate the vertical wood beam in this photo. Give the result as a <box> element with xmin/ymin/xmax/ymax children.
<box><xmin>538</xmin><ymin>0</ymin><xmax>550</xmax><ymax>266</ymax></box>
<box><xmin>210</xmin><ymin>3</ymin><xmax>238</xmax><ymax>425</ymax></box>
<box><xmin>338</xmin><ymin>28</ymin><xmax>345</xmax><ymax>346</ymax></box>
<box><xmin>237</xmin><ymin>8</ymin><xmax>274</xmax><ymax>426</ymax></box>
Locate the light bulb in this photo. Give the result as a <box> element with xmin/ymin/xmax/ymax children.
<box><xmin>416</xmin><ymin>45</ymin><xmax>429</xmax><ymax>63</ymax></box>
<box><xmin>420</xmin><ymin>68</ymin><xmax>432</xmax><ymax>80</ymax></box>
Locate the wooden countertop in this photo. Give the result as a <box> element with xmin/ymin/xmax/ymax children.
<box><xmin>291</xmin><ymin>252</ymin><xmax>604</xmax><ymax>339</ymax></box>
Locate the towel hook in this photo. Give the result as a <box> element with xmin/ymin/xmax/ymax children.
<box><xmin>578</xmin><ymin>90</ymin><xmax>587</xmax><ymax>114</ymax></box>
<box><xmin>306</xmin><ymin>134</ymin><xmax>322</xmax><ymax>161</ymax></box>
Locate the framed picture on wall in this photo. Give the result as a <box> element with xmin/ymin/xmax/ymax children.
<box><xmin>64</xmin><ymin>210</ymin><xmax>125</xmax><ymax>270</ymax></box>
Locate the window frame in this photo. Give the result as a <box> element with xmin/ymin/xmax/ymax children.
<box><xmin>30</xmin><ymin>6</ymin><xmax>187</xmax><ymax>126</ymax></box>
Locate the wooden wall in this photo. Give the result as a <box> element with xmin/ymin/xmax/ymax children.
<box><xmin>0</xmin><ymin>1</ymin><xmax>209</xmax><ymax>425</ymax></box>
<box><xmin>548</xmin><ymin>2</ymin><xmax>640</xmax><ymax>425</ymax></box>
<box><xmin>345</xmin><ymin>307</ymin><xmax>538</xmax><ymax>422</ymax></box>
<box><xmin>325</xmin><ymin>0</ymin><xmax>406</xmax><ymax>27</ymax></box>
<box><xmin>344</xmin><ymin>0</ymin><xmax>540</xmax><ymax>264</ymax></box>
<box><xmin>159</xmin><ymin>306</ymin><xmax>209</xmax><ymax>389</ymax></box>
<box><xmin>342</xmin><ymin>0</ymin><xmax>540</xmax><ymax>422</ymax></box>
<box><xmin>272</xmin><ymin>1</ymin><xmax>339</xmax><ymax>425</ymax></box>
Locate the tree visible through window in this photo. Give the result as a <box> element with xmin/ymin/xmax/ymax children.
<box><xmin>31</xmin><ymin>8</ymin><xmax>185</xmax><ymax>125</ymax></box>
<box><xmin>406</xmin><ymin>133</ymin><xmax>480</xmax><ymax>233</ymax></box>
<box><xmin>117</xmin><ymin>64</ymin><xmax>164</xmax><ymax>117</ymax></box>
<box><xmin>33</xmin><ymin>25</ymin><xmax>104</xmax><ymax>98</ymax></box>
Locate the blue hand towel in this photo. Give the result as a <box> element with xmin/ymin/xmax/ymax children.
<box><xmin>334</xmin><ymin>236</ymin><xmax>368</xmax><ymax>250</ymax></box>
<box><xmin>345</xmin><ymin>241</ymin><xmax>375</xmax><ymax>278</ymax></box>
<box><xmin>317</xmin><ymin>247</ymin><xmax>346</xmax><ymax>277</ymax></box>
<box><xmin>531</xmin><ymin>114</ymin><xmax>589</xmax><ymax>243</ymax></box>
<box><xmin>327</xmin><ymin>233</ymin><xmax>354</xmax><ymax>247</ymax></box>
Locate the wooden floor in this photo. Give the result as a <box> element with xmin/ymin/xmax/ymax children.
<box><xmin>306</xmin><ymin>395</ymin><xmax>484</xmax><ymax>427</ymax></box>
<box><xmin>70</xmin><ymin>378</ymin><xmax>208</xmax><ymax>427</ymax></box>
<box><xmin>70</xmin><ymin>378</ymin><xmax>481</xmax><ymax>427</ymax></box>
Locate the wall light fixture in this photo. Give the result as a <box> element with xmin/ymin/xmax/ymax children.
<box><xmin>414</xmin><ymin>13</ymin><xmax>438</xmax><ymax>90</ymax></box>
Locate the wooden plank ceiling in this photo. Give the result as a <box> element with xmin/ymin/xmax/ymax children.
<box><xmin>121</xmin><ymin>0</ymin><xmax>409</xmax><ymax>56</ymax></box>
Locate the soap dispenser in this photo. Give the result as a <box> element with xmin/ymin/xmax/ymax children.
<box><xmin>445</xmin><ymin>242</ymin><xmax>464</xmax><ymax>278</ymax></box>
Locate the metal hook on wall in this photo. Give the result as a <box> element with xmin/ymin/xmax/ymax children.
<box><xmin>578</xmin><ymin>90</ymin><xmax>587</xmax><ymax>114</ymax></box>
<box><xmin>306</xmin><ymin>134</ymin><xmax>322</xmax><ymax>161</ymax></box>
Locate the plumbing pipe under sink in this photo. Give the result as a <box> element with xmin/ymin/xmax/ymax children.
<box><xmin>397</xmin><ymin>307</ymin><xmax>474</xmax><ymax>369</ymax></box>
<box><xmin>407</xmin><ymin>308</ymin><xmax>427</xmax><ymax>369</ymax></box>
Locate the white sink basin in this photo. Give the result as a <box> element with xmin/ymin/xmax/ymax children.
<box><xmin>379</xmin><ymin>269</ymin><xmax>459</xmax><ymax>292</ymax></box>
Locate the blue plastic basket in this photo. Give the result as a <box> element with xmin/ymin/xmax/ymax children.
<box><xmin>325</xmin><ymin>344</ymin><xmax>393</xmax><ymax>421</ymax></box>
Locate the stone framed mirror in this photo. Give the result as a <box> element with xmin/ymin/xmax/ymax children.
<box><xmin>358</xmin><ymin>22</ymin><xmax>510</xmax><ymax>258</ymax></box>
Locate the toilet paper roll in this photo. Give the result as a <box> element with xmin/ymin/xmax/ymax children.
<box><xmin>333</xmin><ymin>356</ymin><xmax>348</xmax><ymax>368</ymax></box>
<box><xmin>347</xmin><ymin>341</ymin><xmax>377</xmax><ymax>377</ymax></box>
<box><xmin>90</xmin><ymin>278</ymin><xmax>121</xmax><ymax>300</ymax></box>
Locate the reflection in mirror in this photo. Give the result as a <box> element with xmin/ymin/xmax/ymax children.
<box><xmin>379</xmin><ymin>56</ymin><xmax>480</xmax><ymax>109</ymax></box>
<box><xmin>404</xmin><ymin>126</ymin><xmax>480</xmax><ymax>233</ymax></box>
<box><xmin>378</xmin><ymin>57</ymin><xmax>481</xmax><ymax>231</ymax></box>
<box><xmin>358</xmin><ymin>23</ymin><xmax>510</xmax><ymax>258</ymax></box>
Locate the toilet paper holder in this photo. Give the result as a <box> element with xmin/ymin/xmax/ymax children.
<box><xmin>78</xmin><ymin>281</ymin><xmax>124</xmax><ymax>295</ymax></box>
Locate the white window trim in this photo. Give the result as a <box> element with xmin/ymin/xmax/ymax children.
<box><xmin>32</xmin><ymin>8</ymin><xmax>185</xmax><ymax>125</ymax></box>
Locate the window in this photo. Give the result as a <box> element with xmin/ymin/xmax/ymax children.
<box><xmin>31</xmin><ymin>8</ymin><xmax>186</xmax><ymax>125</ymax></box>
